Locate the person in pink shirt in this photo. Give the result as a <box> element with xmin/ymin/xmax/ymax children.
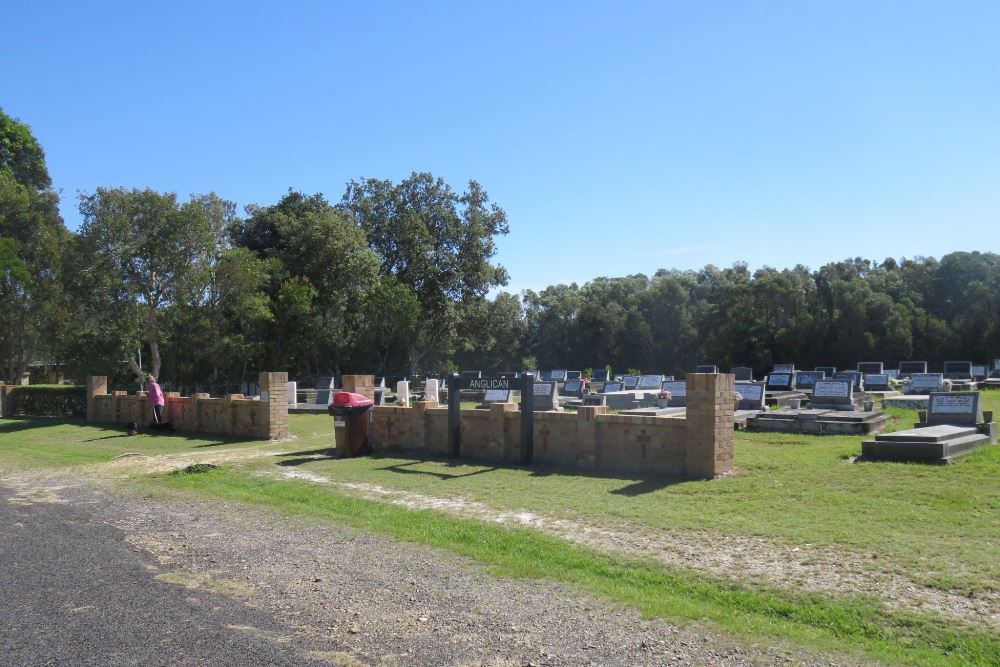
<box><xmin>147</xmin><ymin>374</ymin><xmax>165</xmax><ymax>424</ymax></box>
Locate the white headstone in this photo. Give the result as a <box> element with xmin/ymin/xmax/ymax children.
<box><xmin>287</xmin><ymin>381</ymin><xmax>297</xmax><ymax>405</ymax></box>
<box><xmin>396</xmin><ymin>380</ymin><xmax>410</xmax><ymax>407</ymax></box>
<box><xmin>424</xmin><ymin>378</ymin><xmax>439</xmax><ymax>401</ymax></box>
<box><xmin>661</xmin><ymin>380</ymin><xmax>687</xmax><ymax>397</ymax></box>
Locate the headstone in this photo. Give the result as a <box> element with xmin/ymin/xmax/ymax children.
<box><xmin>773</xmin><ymin>363</ymin><xmax>795</xmax><ymax>374</ymax></box>
<box><xmin>696</xmin><ymin>365</ymin><xmax>718</xmax><ymax>374</ymax></box>
<box><xmin>483</xmin><ymin>388</ymin><xmax>512</xmax><ymax>404</ymax></box>
<box><xmin>550</xmin><ymin>370</ymin><xmax>568</xmax><ymax>382</ymax></box>
<box><xmin>908</xmin><ymin>373</ymin><xmax>944</xmax><ymax>394</ymax></box>
<box><xmin>857</xmin><ymin>362</ymin><xmax>884</xmax><ymax>374</ymax></box>
<box><xmin>590</xmin><ymin>369</ymin><xmax>610</xmax><ymax>382</ymax></box>
<box><xmin>834</xmin><ymin>371</ymin><xmax>864</xmax><ymax>391</ymax></box>
<box><xmin>424</xmin><ymin>378</ymin><xmax>440</xmax><ymax>402</ymax></box>
<box><xmin>811</xmin><ymin>379</ymin><xmax>854</xmax><ymax>408</ymax></box>
<box><xmin>864</xmin><ymin>373</ymin><xmax>891</xmax><ymax>391</ymax></box>
<box><xmin>460</xmin><ymin>370</ymin><xmax>482</xmax><ymax>379</ymax></box>
<box><xmin>375</xmin><ymin>377</ymin><xmax>387</xmax><ymax>388</ymax></box>
<box><xmin>886</xmin><ymin>369</ymin><xmax>899</xmax><ymax>380</ymax></box>
<box><xmin>815</xmin><ymin>366</ymin><xmax>837</xmax><ymax>377</ymax></box>
<box><xmin>566</xmin><ymin>370</ymin><xmax>582</xmax><ymax>380</ymax></box>
<box><xmin>898</xmin><ymin>361</ymin><xmax>928</xmax><ymax>378</ymax></box>
<box><xmin>601</xmin><ymin>381</ymin><xmax>624</xmax><ymax>393</ymax></box>
<box><xmin>734</xmin><ymin>382</ymin><xmax>765</xmax><ymax>410</ymax></box>
<box><xmin>396</xmin><ymin>380</ymin><xmax>410</xmax><ymax>407</ymax></box>
<box><xmin>971</xmin><ymin>365</ymin><xmax>988</xmax><ymax>381</ymax></box>
<box><xmin>582</xmin><ymin>394</ymin><xmax>607</xmax><ymax>407</ymax></box>
<box><xmin>732</xmin><ymin>367</ymin><xmax>753</xmax><ymax>382</ymax></box>
<box><xmin>532</xmin><ymin>382</ymin><xmax>559</xmax><ymax>411</ymax></box>
<box><xmin>794</xmin><ymin>371</ymin><xmax>824</xmax><ymax>389</ymax></box>
<box><xmin>622</xmin><ymin>375</ymin><xmax>639</xmax><ymax>390</ymax></box>
<box><xmin>287</xmin><ymin>381</ymin><xmax>297</xmax><ymax>405</ymax></box>
<box><xmin>661</xmin><ymin>380</ymin><xmax>687</xmax><ymax>406</ymax></box>
<box><xmin>926</xmin><ymin>392</ymin><xmax>983</xmax><ymax>426</ymax></box>
<box><xmin>315</xmin><ymin>376</ymin><xmax>336</xmax><ymax>405</ymax></box>
<box><xmin>663</xmin><ymin>376</ymin><xmax>675</xmax><ymax>381</ymax></box>
<box><xmin>636</xmin><ymin>375</ymin><xmax>662</xmax><ymax>390</ymax></box>
<box><xmin>562</xmin><ymin>379</ymin><xmax>585</xmax><ymax>398</ymax></box>
<box><xmin>942</xmin><ymin>361</ymin><xmax>973</xmax><ymax>380</ymax></box>
<box><xmin>766</xmin><ymin>373</ymin><xmax>794</xmax><ymax>390</ymax></box>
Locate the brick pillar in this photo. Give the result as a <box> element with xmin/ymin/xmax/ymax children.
<box><xmin>259</xmin><ymin>372</ymin><xmax>289</xmax><ymax>440</ymax></box>
<box><xmin>342</xmin><ymin>375</ymin><xmax>375</xmax><ymax>402</ymax></box>
<box><xmin>576</xmin><ymin>405</ymin><xmax>607</xmax><ymax>469</ymax></box>
<box><xmin>87</xmin><ymin>376</ymin><xmax>107</xmax><ymax>422</ymax></box>
<box><xmin>685</xmin><ymin>373</ymin><xmax>735</xmax><ymax>479</ymax></box>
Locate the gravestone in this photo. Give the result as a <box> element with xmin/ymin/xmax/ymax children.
<box><xmin>539</xmin><ymin>370</ymin><xmax>553</xmax><ymax>381</ymax></box>
<box><xmin>696</xmin><ymin>365</ymin><xmax>718</xmax><ymax>374</ymax></box>
<box><xmin>622</xmin><ymin>375</ymin><xmax>639</xmax><ymax>390</ymax></box>
<box><xmin>908</xmin><ymin>373</ymin><xmax>945</xmax><ymax>394</ymax></box>
<box><xmin>566</xmin><ymin>370</ymin><xmax>582</xmax><ymax>380</ymax></box>
<box><xmin>582</xmin><ymin>394</ymin><xmax>607</xmax><ymax>407</ymax></box>
<box><xmin>375</xmin><ymin>377</ymin><xmax>386</xmax><ymax>388</ymax></box>
<box><xmin>925</xmin><ymin>392</ymin><xmax>983</xmax><ymax>426</ymax></box>
<box><xmin>661</xmin><ymin>380</ymin><xmax>687</xmax><ymax>407</ymax></box>
<box><xmin>834</xmin><ymin>371</ymin><xmax>864</xmax><ymax>392</ymax></box>
<box><xmin>898</xmin><ymin>361</ymin><xmax>928</xmax><ymax>377</ymax></box>
<box><xmin>734</xmin><ymin>382</ymin><xmax>766</xmax><ymax>410</ymax></box>
<box><xmin>424</xmin><ymin>378</ymin><xmax>440</xmax><ymax>402</ymax></box>
<box><xmin>815</xmin><ymin>366</ymin><xmax>837</xmax><ymax>377</ymax></box>
<box><xmin>766</xmin><ymin>373</ymin><xmax>794</xmax><ymax>390</ymax></box>
<box><xmin>942</xmin><ymin>361</ymin><xmax>973</xmax><ymax>380</ymax></box>
<box><xmin>810</xmin><ymin>379</ymin><xmax>854</xmax><ymax>410</ymax></box>
<box><xmin>396</xmin><ymin>380</ymin><xmax>410</xmax><ymax>407</ymax></box>
<box><xmin>636</xmin><ymin>375</ymin><xmax>662</xmax><ymax>391</ymax></box>
<box><xmin>562</xmin><ymin>379</ymin><xmax>585</xmax><ymax>398</ymax></box>
<box><xmin>460</xmin><ymin>370</ymin><xmax>482</xmax><ymax>379</ymax></box>
<box><xmin>532</xmin><ymin>382</ymin><xmax>560</xmax><ymax>411</ymax></box>
<box><xmin>773</xmin><ymin>363</ymin><xmax>795</xmax><ymax>374</ymax></box>
<box><xmin>864</xmin><ymin>374</ymin><xmax>892</xmax><ymax>391</ymax></box>
<box><xmin>550</xmin><ymin>370</ymin><xmax>568</xmax><ymax>382</ymax></box>
<box><xmin>886</xmin><ymin>369</ymin><xmax>899</xmax><ymax>380</ymax></box>
<box><xmin>601</xmin><ymin>381</ymin><xmax>624</xmax><ymax>393</ymax></box>
<box><xmin>315</xmin><ymin>377</ymin><xmax>336</xmax><ymax>405</ymax></box>
<box><xmin>794</xmin><ymin>371</ymin><xmax>824</xmax><ymax>389</ymax></box>
<box><xmin>732</xmin><ymin>367</ymin><xmax>753</xmax><ymax>382</ymax></box>
<box><xmin>590</xmin><ymin>369</ymin><xmax>610</xmax><ymax>382</ymax></box>
<box><xmin>481</xmin><ymin>388</ymin><xmax>512</xmax><ymax>406</ymax></box>
<box><xmin>857</xmin><ymin>361</ymin><xmax>884</xmax><ymax>374</ymax></box>
<box><xmin>971</xmin><ymin>365</ymin><xmax>988</xmax><ymax>381</ymax></box>
<box><xmin>287</xmin><ymin>381</ymin><xmax>298</xmax><ymax>405</ymax></box>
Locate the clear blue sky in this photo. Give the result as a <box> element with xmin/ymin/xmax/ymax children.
<box><xmin>4</xmin><ymin>1</ymin><xmax>999</xmax><ymax>293</ymax></box>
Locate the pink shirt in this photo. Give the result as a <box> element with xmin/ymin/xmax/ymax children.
<box><xmin>147</xmin><ymin>381</ymin><xmax>165</xmax><ymax>406</ymax></box>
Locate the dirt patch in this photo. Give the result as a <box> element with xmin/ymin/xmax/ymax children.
<box><xmin>268</xmin><ymin>470</ymin><xmax>1000</xmax><ymax>631</ymax></box>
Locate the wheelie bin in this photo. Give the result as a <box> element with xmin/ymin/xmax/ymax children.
<box><xmin>328</xmin><ymin>391</ymin><xmax>374</xmax><ymax>458</ymax></box>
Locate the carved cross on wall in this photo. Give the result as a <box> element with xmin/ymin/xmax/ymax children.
<box><xmin>540</xmin><ymin>425</ymin><xmax>552</xmax><ymax>452</ymax></box>
<box><xmin>635</xmin><ymin>430</ymin><xmax>651</xmax><ymax>459</ymax></box>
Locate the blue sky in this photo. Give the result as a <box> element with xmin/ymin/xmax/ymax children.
<box><xmin>4</xmin><ymin>1</ymin><xmax>999</xmax><ymax>293</ymax></box>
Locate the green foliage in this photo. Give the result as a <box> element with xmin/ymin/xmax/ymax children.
<box><xmin>6</xmin><ymin>385</ymin><xmax>86</xmax><ymax>417</ymax></box>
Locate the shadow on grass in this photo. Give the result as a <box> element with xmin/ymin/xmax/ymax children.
<box><xmin>375</xmin><ymin>459</ymin><xmax>501</xmax><ymax>480</ymax></box>
<box><xmin>0</xmin><ymin>416</ymin><xmax>86</xmax><ymax>435</ymax></box>
<box><xmin>0</xmin><ymin>417</ymin><xmax>251</xmax><ymax>448</ymax></box>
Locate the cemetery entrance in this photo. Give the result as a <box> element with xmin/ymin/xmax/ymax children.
<box><xmin>447</xmin><ymin>373</ymin><xmax>535</xmax><ymax>464</ymax></box>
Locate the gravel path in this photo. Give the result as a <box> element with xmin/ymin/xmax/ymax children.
<box><xmin>3</xmin><ymin>476</ymin><xmax>858</xmax><ymax>667</ymax></box>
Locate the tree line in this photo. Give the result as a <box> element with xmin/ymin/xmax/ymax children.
<box><xmin>2</xmin><ymin>108</ymin><xmax>998</xmax><ymax>388</ymax></box>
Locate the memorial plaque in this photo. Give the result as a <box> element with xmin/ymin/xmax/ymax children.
<box><xmin>767</xmin><ymin>373</ymin><xmax>792</xmax><ymax>388</ymax></box>
<box><xmin>857</xmin><ymin>362</ymin><xmax>884</xmax><ymax>374</ymax></box>
<box><xmin>539</xmin><ymin>370</ymin><xmax>553</xmax><ymax>381</ymax></box>
<box><xmin>602</xmin><ymin>381</ymin><xmax>624</xmax><ymax>393</ymax></box>
<box><xmin>734</xmin><ymin>382</ymin><xmax>766</xmax><ymax>410</ymax></box>
<box><xmin>971</xmin><ymin>365</ymin><xmax>987</xmax><ymax>380</ymax></box>
<box><xmin>815</xmin><ymin>366</ymin><xmax>837</xmax><ymax>377</ymax></box>
<box><xmin>483</xmin><ymin>389</ymin><xmax>511</xmax><ymax>403</ymax></box>
<box><xmin>814</xmin><ymin>380</ymin><xmax>851</xmax><ymax>399</ymax></box>
<box><xmin>661</xmin><ymin>380</ymin><xmax>687</xmax><ymax>397</ymax></box>
<box><xmin>637</xmin><ymin>375</ymin><xmax>662</xmax><ymax>390</ymax></box>
<box><xmin>696</xmin><ymin>365</ymin><xmax>718</xmax><ymax>374</ymax></box>
<box><xmin>582</xmin><ymin>394</ymin><xmax>606</xmax><ymax>406</ymax></box>
<box><xmin>864</xmin><ymin>373</ymin><xmax>890</xmax><ymax>390</ymax></box>
<box><xmin>533</xmin><ymin>382</ymin><xmax>554</xmax><ymax>396</ymax></box>
<box><xmin>550</xmin><ymin>369</ymin><xmax>568</xmax><ymax>381</ymax></box>
<box><xmin>563</xmin><ymin>379</ymin><xmax>584</xmax><ymax>396</ymax></box>
<box><xmin>834</xmin><ymin>371</ymin><xmax>863</xmax><ymax>390</ymax></box>
<box><xmin>590</xmin><ymin>369</ymin><xmax>610</xmax><ymax>382</ymax></box>
<box><xmin>773</xmin><ymin>364</ymin><xmax>795</xmax><ymax>374</ymax></box>
<box><xmin>927</xmin><ymin>392</ymin><xmax>982</xmax><ymax>426</ymax></box>
<box><xmin>886</xmin><ymin>369</ymin><xmax>899</xmax><ymax>379</ymax></box>
<box><xmin>566</xmin><ymin>370</ymin><xmax>582</xmax><ymax>380</ymax></box>
<box><xmin>732</xmin><ymin>367</ymin><xmax>753</xmax><ymax>382</ymax></box>
<box><xmin>532</xmin><ymin>381</ymin><xmax>559</xmax><ymax>412</ymax></box>
<box><xmin>942</xmin><ymin>361</ymin><xmax>973</xmax><ymax>379</ymax></box>
<box><xmin>794</xmin><ymin>371</ymin><xmax>824</xmax><ymax>388</ymax></box>
<box><xmin>622</xmin><ymin>375</ymin><xmax>639</xmax><ymax>390</ymax></box>
<box><xmin>909</xmin><ymin>373</ymin><xmax>944</xmax><ymax>394</ymax></box>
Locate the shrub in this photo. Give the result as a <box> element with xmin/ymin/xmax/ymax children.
<box><xmin>6</xmin><ymin>385</ymin><xmax>87</xmax><ymax>418</ymax></box>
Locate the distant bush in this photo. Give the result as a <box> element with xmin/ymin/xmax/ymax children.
<box><xmin>6</xmin><ymin>385</ymin><xmax>87</xmax><ymax>418</ymax></box>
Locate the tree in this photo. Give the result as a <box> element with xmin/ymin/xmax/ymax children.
<box><xmin>75</xmin><ymin>188</ymin><xmax>222</xmax><ymax>380</ymax></box>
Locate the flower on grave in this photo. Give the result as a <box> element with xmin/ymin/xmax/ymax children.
<box><xmin>657</xmin><ymin>390</ymin><xmax>672</xmax><ymax>400</ymax></box>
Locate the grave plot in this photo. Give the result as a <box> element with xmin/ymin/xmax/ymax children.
<box><xmin>751</xmin><ymin>380</ymin><xmax>888</xmax><ymax>435</ymax></box>
<box><xmin>943</xmin><ymin>361</ymin><xmax>977</xmax><ymax>391</ymax></box>
<box><xmin>863</xmin><ymin>392</ymin><xmax>996</xmax><ymax>463</ymax></box>
<box><xmin>764</xmin><ymin>371</ymin><xmax>806</xmax><ymax>407</ymax></box>
<box><xmin>897</xmin><ymin>361</ymin><xmax>928</xmax><ymax>378</ymax></box>
<box><xmin>985</xmin><ymin>359</ymin><xmax>1000</xmax><ymax>390</ymax></box>
<box><xmin>862</xmin><ymin>373</ymin><xmax>899</xmax><ymax>398</ymax></box>
<box><xmin>884</xmin><ymin>372</ymin><xmax>944</xmax><ymax>410</ymax></box>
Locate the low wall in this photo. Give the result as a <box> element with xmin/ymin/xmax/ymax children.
<box><xmin>371</xmin><ymin>373</ymin><xmax>734</xmax><ymax>479</ymax></box>
<box><xmin>86</xmin><ymin>372</ymin><xmax>289</xmax><ymax>440</ymax></box>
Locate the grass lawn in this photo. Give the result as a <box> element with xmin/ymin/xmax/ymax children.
<box><xmin>2</xmin><ymin>392</ymin><xmax>999</xmax><ymax>666</ymax></box>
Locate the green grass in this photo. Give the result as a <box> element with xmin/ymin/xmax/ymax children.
<box><xmin>152</xmin><ymin>467</ymin><xmax>1000</xmax><ymax>667</ymax></box>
